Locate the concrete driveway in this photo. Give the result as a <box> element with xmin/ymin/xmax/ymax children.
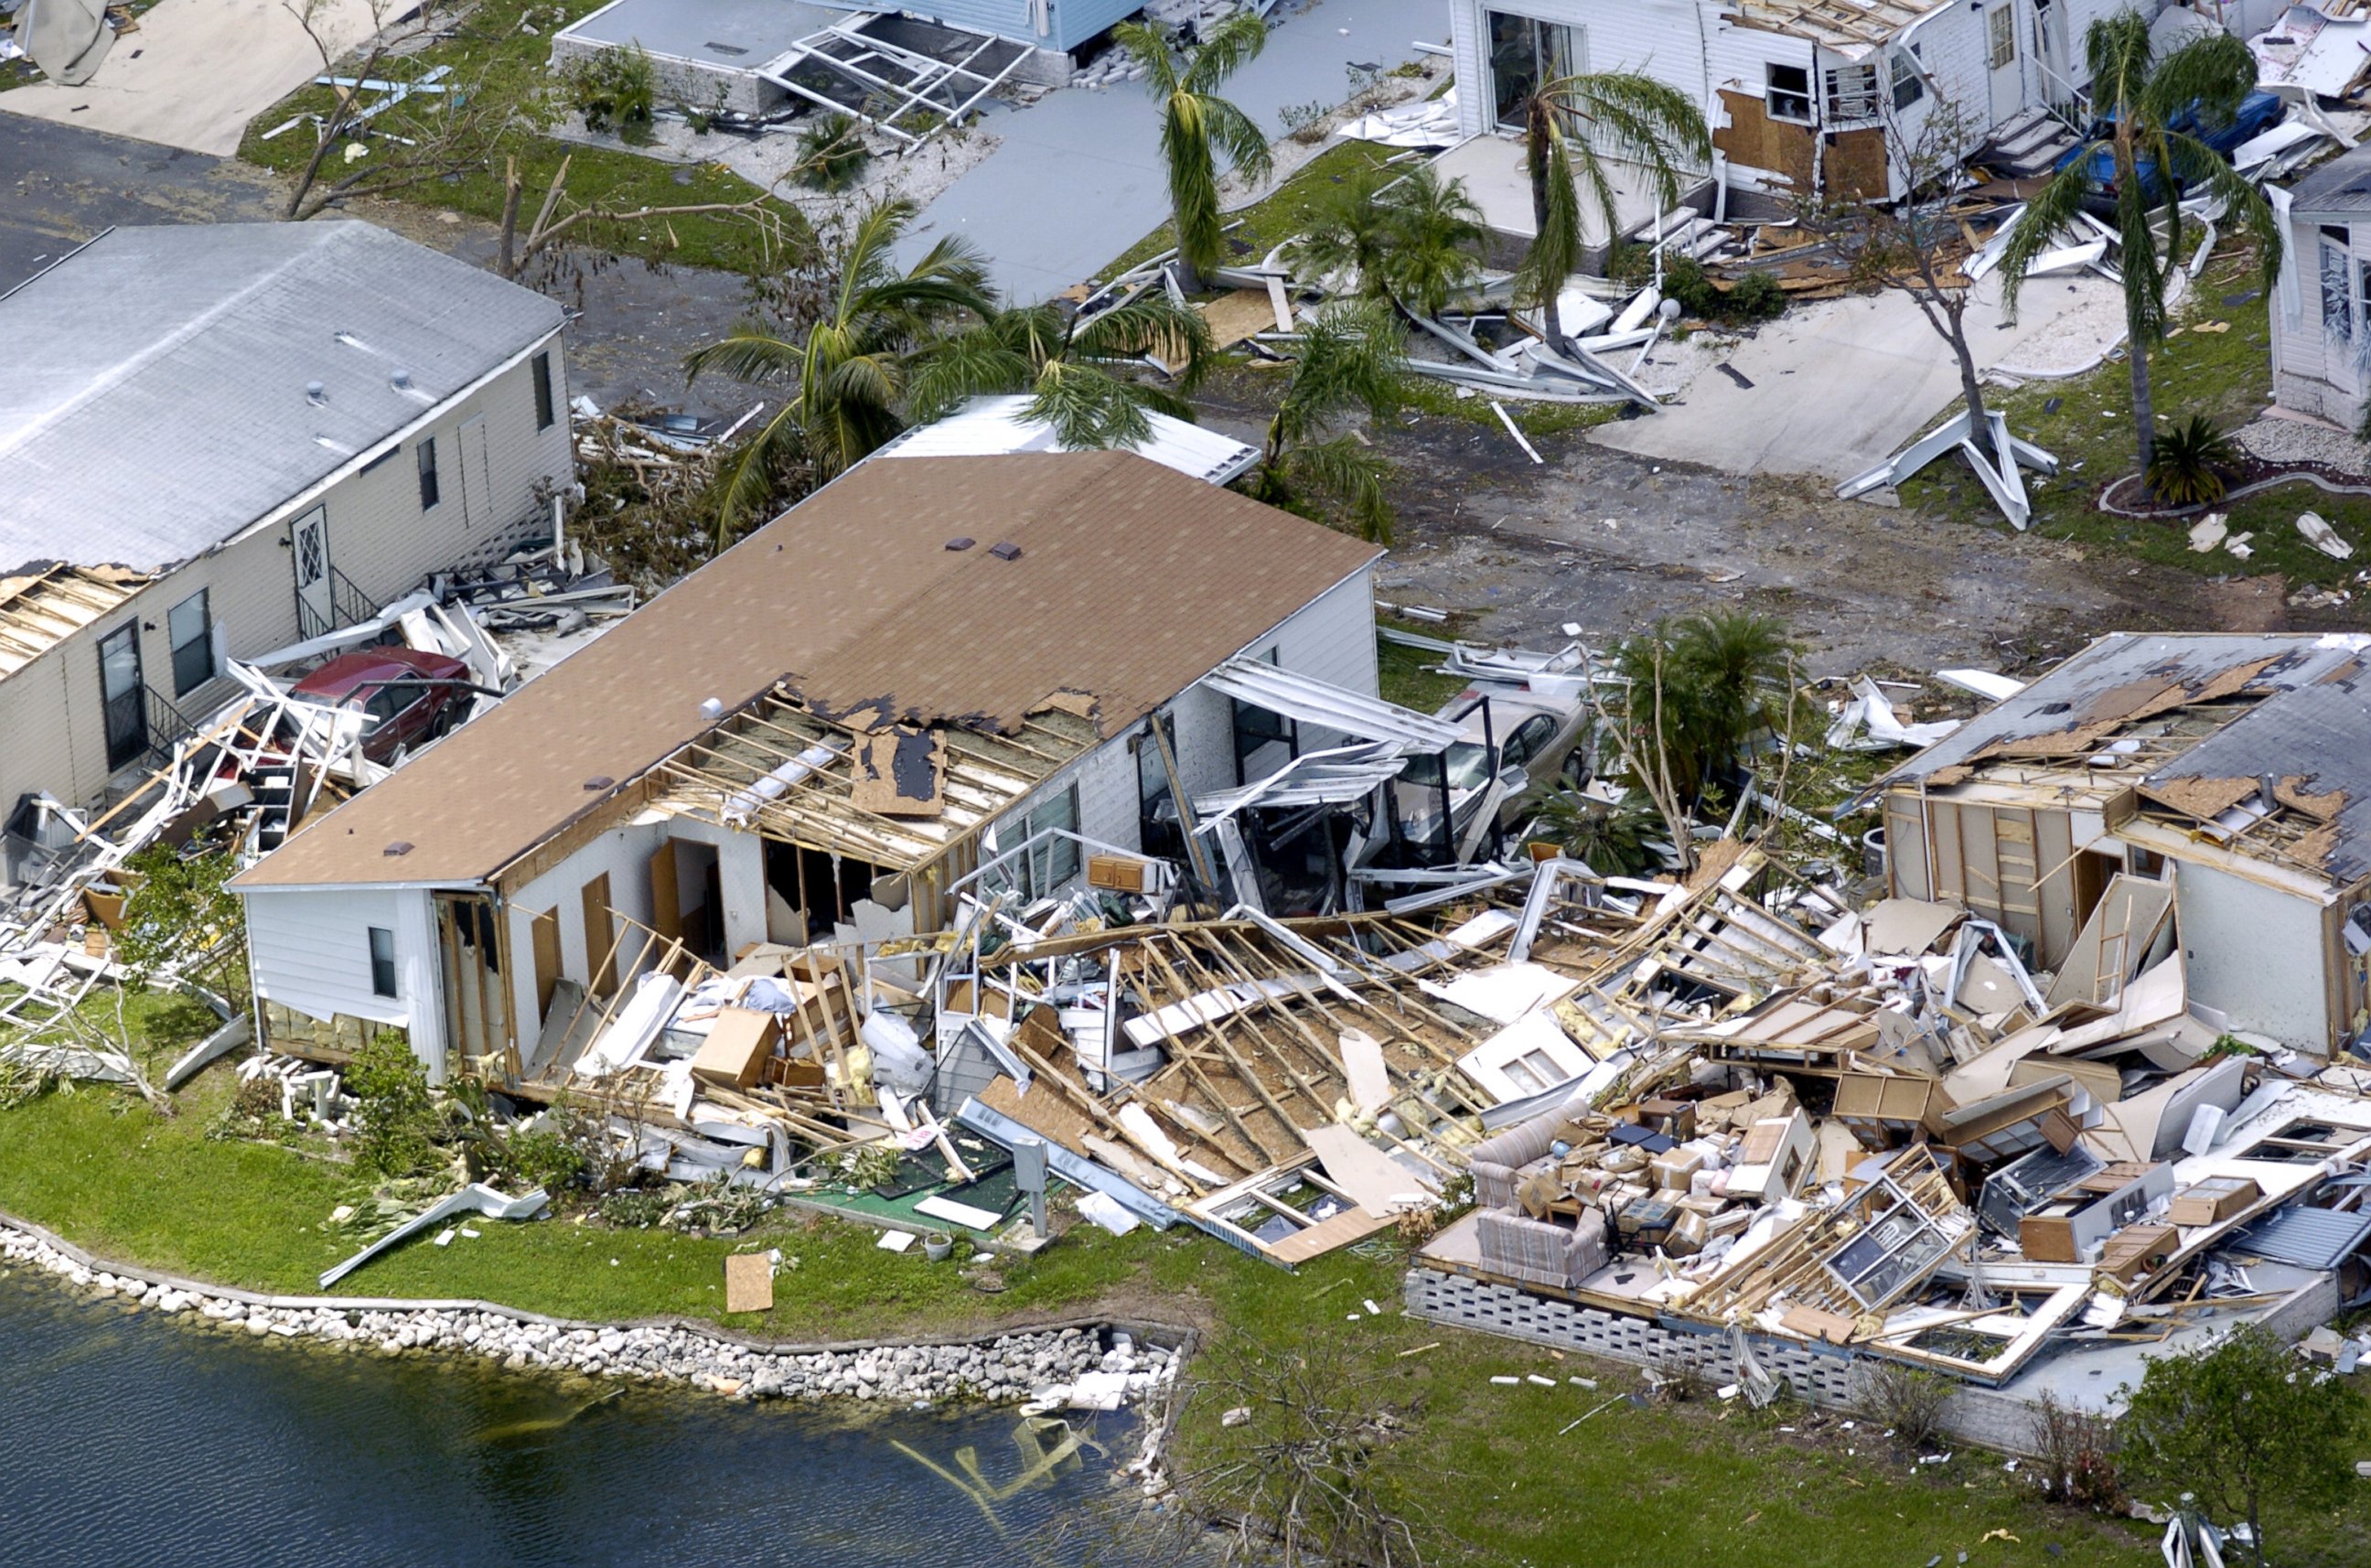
<box><xmin>1590</xmin><ymin>274</ymin><xmax>2127</xmax><ymax>482</ymax></box>
<box><xmin>0</xmin><ymin>0</ymin><xmax>380</xmax><ymax>156</ymax></box>
<box><xmin>903</xmin><ymin>0</ymin><xmax>1448</xmax><ymax>302</ymax></box>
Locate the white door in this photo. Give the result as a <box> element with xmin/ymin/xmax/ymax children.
<box><xmin>1984</xmin><ymin>1</ymin><xmax>2023</xmax><ymax>124</ymax></box>
<box><xmin>458</xmin><ymin>413</ymin><xmax>494</xmax><ymax>528</ymax></box>
<box><xmin>290</xmin><ymin>505</ymin><xmax>333</xmax><ymax>636</ymax></box>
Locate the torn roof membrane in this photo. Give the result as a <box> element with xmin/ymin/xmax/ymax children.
<box><xmin>1874</xmin><ymin>634</ymin><xmax>2371</xmax><ymax>883</ymax></box>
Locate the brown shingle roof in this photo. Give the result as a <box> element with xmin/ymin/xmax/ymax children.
<box><xmin>236</xmin><ymin>452</ymin><xmax>1379</xmax><ymax>890</ymax></box>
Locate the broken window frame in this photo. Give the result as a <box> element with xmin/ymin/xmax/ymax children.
<box><xmin>1766</xmin><ymin>63</ymin><xmax>1813</xmax><ymax>125</ymax></box>
<box><xmin>1819</xmin><ymin>1176</ymin><xmax>1952</xmax><ymax>1307</ymax></box>
<box><xmin>1823</xmin><ymin>61</ymin><xmax>1881</xmax><ymax>124</ymax></box>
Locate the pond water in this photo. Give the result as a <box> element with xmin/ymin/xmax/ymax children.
<box><xmin>0</xmin><ymin>1268</ymin><xmax>1142</xmax><ymax>1567</ymax></box>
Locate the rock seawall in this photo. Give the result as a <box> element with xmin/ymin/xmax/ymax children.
<box><xmin>0</xmin><ymin>1218</ymin><xmax>1178</xmax><ymax>1407</ymax></box>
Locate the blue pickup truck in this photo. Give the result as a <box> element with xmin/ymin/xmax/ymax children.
<box><xmin>2052</xmin><ymin>90</ymin><xmax>2287</xmax><ymax>210</ymax></box>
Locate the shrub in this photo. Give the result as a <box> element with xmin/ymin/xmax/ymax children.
<box><xmin>1724</xmin><ymin>268</ymin><xmax>1786</xmax><ymax>321</ymax></box>
<box><xmin>2030</xmin><ymin>1392</ymin><xmax>2123</xmax><ymax>1510</ymax></box>
<box><xmin>564</xmin><ymin>46</ymin><xmax>657</xmax><ymax>143</ymax></box>
<box><xmin>1279</xmin><ymin>99</ymin><xmax>1330</xmax><ymax>143</ymax></box>
<box><xmin>1862</xmin><ymin>1361</ymin><xmax>1955</xmax><ymax>1451</ymax></box>
<box><xmin>2146</xmin><ymin>413</ymin><xmax>2239</xmax><ymax>506</ymax></box>
<box><xmin>598</xmin><ymin>1184</ymin><xmax>680</xmax><ymax>1229</ymax></box>
<box><xmin>346</xmin><ymin>1031</ymin><xmax>443</xmax><ymax>1178</ymax></box>
<box><xmin>793</xmin><ymin>112</ymin><xmax>871</xmax><ymax>192</ymax></box>
<box><xmin>495</xmin><ymin>1122</ymin><xmax>591</xmax><ymax>1194</ymax></box>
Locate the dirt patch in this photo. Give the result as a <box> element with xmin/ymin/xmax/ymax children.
<box><xmin>1200</xmin><ymin>371</ymin><xmax>2234</xmax><ymax>679</ymax></box>
<box><xmin>2198</xmin><ymin>574</ymin><xmax>2290</xmax><ymax>632</ymax></box>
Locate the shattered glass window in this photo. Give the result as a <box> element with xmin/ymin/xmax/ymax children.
<box><xmin>2323</xmin><ymin>240</ymin><xmax>2354</xmax><ymax>345</ymax></box>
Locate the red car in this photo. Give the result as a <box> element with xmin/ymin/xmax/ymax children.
<box><xmin>290</xmin><ymin>648</ymin><xmax>471</xmax><ymax>762</ymax></box>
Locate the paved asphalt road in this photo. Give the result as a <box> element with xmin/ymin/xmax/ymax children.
<box><xmin>1</xmin><ymin>116</ymin><xmax>282</xmax><ymax>291</ymax></box>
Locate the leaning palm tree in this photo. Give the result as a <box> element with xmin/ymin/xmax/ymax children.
<box><xmin>1289</xmin><ymin>161</ymin><xmax>1487</xmax><ymax>319</ymax></box>
<box><xmin>685</xmin><ymin>198</ymin><xmax>995</xmax><ymax>541</ymax></box>
<box><xmin>1244</xmin><ymin>300</ymin><xmax>1403</xmax><ymax>542</ymax></box>
<box><xmin>1115</xmin><ymin>15</ymin><xmax>1273</xmax><ymax>279</ymax></box>
<box><xmin>1518</xmin><ymin>73</ymin><xmax>1711</xmax><ymax>358</ymax></box>
<box><xmin>907</xmin><ymin>292</ymin><xmax>1216</xmax><ymax>450</ymax></box>
<box><xmin>1998</xmin><ymin>12</ymin><xmax>2280</xmax><ymax>472</ymax></box>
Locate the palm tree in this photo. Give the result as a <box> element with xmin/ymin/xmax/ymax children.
<box><xmin>1999</xmin><ymin>13</ymin><xmax>2280</xmax><ymax>472</ymax></box>
<box><xmin>1518</xmin><ymin>73</ymin><xmax>1711</xmax><ymax>358</ymax></box>
<box><xmin>685</xmin><ymin>198</ymin><xmax>995</xmax><ymax>541</ymax></box>
<box><xmin>1612</xmin><ymin>609</ymin><xmax>1795</xmax><ymax>807</ymax></box>
<box><xmin>1289</xmin><ymin>162</ymin><xmax>1487</xmax><ymax>319</ymax></box>
<box><xmin>1115</xmin><ymin>15</ymin><xmax>1273</xmax><ymax>279</ymax></box>
<box><xmin>907</xmin><ymin>292</ymin><xmax>1215</xmax><ymax>450</ymax></box>
<box><xmin>1244</xmin><ymin>300</ymin><xmax>1403</xmax><ymax>542</ymax></box>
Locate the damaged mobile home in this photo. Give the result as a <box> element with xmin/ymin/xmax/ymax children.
<box><xmin>231</xmin><ymin>450</ymin><xmax>1433</xmax><ymax>1080</ymax></box>
<box><xmin>1441</xmin><ymin>0</ymin><xmax>2137</xmax><ymax>245</ymax></box>
<box><xmin>0</xmin><ymin>220</ymin><xmax>573</xmax><ymax>823</ymax></box>
<box><xmin>1394</xmin><ymin>645</ymin><xmax>2371</xmax><ymax>1443</ymax></box>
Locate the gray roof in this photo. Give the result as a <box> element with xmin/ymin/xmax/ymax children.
<box><xmin>2286</xmin><ymin>142</ymin><xmax>2371</xmax><ymax>220</ymax></box>
<box><xmin>2229</xmin><ymin>1204</ymin><xmax>2371</xmax><ymax>1271</ymax></box>
<box><xmin>1877</xmin><ymin>633</ymin><xmax>2371</xmax><ymax>882</ymax></box>
<box><xmin>0</xmin><ymin>222</ymin><xmax>565</xmax><ymax>577</ymax></box>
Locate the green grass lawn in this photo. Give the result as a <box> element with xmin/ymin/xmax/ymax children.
<box><xmin>7</xmin><ymin>1043</ymin><xmax>2367</xmax><ymax>1563</ymax></box>
<box><xmin>1378</xmin><ymin>621</ymin><xmax>1468</xmax><ymax>713</ymax></box>
<box><xmin>1898</xmin><ymin>242</ymin><xmax>2371</xmax><ymax>584</ymax></box>
<box><xmin>235</xmin><ymin>0</ymin><xmax>803</xmax><ymax>276</ymax></box>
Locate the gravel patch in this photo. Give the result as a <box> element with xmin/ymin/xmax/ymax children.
<box><xmin>2235</xmin><ymin>413</ymin><xmax>2371</xmax><ymax>475</ymax></box>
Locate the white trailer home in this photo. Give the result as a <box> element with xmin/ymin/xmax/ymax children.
<box><xmin>1443</xmin><ymin>0</ymin><xmax>2139</xmax><ymax>230</ymax></box>
<box><xmin>2269</xmin><ymin>140</ymin><xmax>2371</xmax><ymax>432</ymax></box>
<box><xmin>231</xmin><ymin>452</ymin><xmax>1407</xmax><ymax>1080</ymax></box>
<box><xmin>0</xmin><ymin>222</ymin><xmax>572</xmax><ymax>835</ymax></box>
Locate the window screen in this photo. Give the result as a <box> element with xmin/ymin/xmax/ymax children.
<box><xmin>418</xmin><ymin>438</ymin><xmax>442</xmax><ymax>510</ymax></box>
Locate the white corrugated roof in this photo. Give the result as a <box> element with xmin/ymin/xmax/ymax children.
<box><xmin>874</xmin><ymin>395</ymin><xmax>1261</xmax><ymax>485</ymax></box>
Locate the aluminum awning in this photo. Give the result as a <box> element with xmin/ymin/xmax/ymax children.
<box><xmin>1201</xmin><ymin>657</ymin><xmax>1464</xmax><ymax>750</ymax></box>
<box><xmin>1194</xmin><ymin>742</ymin><xmax>1411</xmax><ymax>821</ymax></box>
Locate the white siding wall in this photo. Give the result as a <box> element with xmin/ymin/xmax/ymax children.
<box><xmin>2173</xmin><ymin>859</ymin><xmax>2334</xmax><ymax>1051</ymax></box>
<box><xmin>0</xmin><ymin>340</ymin><xmax>574</xmax><ymax>822</ymax></box>
<box><xmin>243</xmin><ymin>885</ymin><xmax>445</xmax><ymax>1074</ymax></box>
<box><xmin>2274</xmin><ymin>209</ymin><xmax>2364</xmax><ymax>427</ymax></box>
<box><xmin>503</xmin><ymin>818</ymin><xmax>667</xmax><ymax>1036</ymax></box>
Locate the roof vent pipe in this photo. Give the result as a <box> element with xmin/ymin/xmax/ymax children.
<box><xmin>391</xmin><ymin>369</ymin><xmax>413</xmax><ymax>391</ymax></box>
<box><xmin>306</xmin><ymin>381</ymin><xmax>327</xmax><ymax>405</ymax></box>
<box><xmin>2259</xmin><ymin>773</ymin><xmax>2280</xmax><ymax>811</ymax></box>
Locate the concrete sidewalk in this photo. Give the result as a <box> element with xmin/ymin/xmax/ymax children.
<box><xmin>1589</xmin><ymin>274</ymin><xmax>2129</xmax><ymax>483</ymax></box>
<box><xmin>0</xmin><ymin>0</ymin><xmax>381</xmax><ymax>156</ymax></box>
<box><xmin>900</xmin><ymin>0</ymin><xmax>1449</xmax><ymax>302</ymax></box>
